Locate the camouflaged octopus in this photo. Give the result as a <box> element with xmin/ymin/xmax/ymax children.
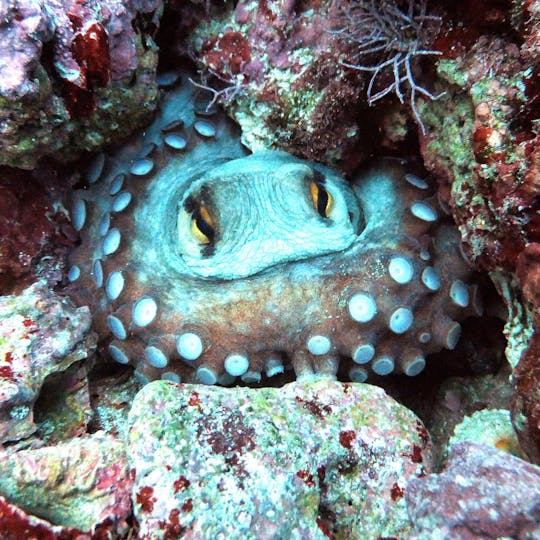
<box><xmin>67</xmin><ymin>74</ymin><xmax>482</xmax><ymax>386</ymax></box>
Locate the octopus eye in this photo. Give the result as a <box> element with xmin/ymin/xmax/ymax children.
<box><xmin>309</xmin><ymin>181</ymin><xmax>334</xmax><ymax>218</ymax></box>
<box><xmin>191</xmin><ymin>205</ymin><xmax>215</xmax><ymax>245</ymax></box>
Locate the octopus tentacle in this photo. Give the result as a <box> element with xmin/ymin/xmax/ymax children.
<box><xmin>67</xmin><ymin>74</ymin><xmax>479</xmax><ymax>385</ymax></box>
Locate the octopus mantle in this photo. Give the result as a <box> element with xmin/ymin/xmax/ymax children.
<box><xmin>67</xmin><ymin>74</ymin><xmax>482</xmax><ymax>386</ymax></box>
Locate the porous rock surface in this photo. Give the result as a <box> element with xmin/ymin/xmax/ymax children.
<box><xmin>0</xmin><ymin>283</ymin><xmax>94</xmax><ymax>443</ymax></box>
<box><xmin>0</xmin><ymin>0</ymin><xmax>162</xmax><ymax>169</ymax></box>
<box><xmin>407</xmin><ymin>441</ymin><xmax>540</xmax><ymax>539</ymax></box>
<box><xmin>427</xmin><ymin>369</ymin><xmax>515</xmax><ymax>465</ymax></box>
<box><xmin>419</xmin><ymin>0</ymin><xmax>540</xmax><ymax>463</ymax></box>
<box><xmin>128</xmin><ymin>379</ymin><xmax>432</xmax><ymax>539</ymax></box>
<box><xmin>0</xmin><ymin>431</ymin><xmax>132</xmax><ymax>532</ymax></box>
<box><xmin>186</xmin><ymin>0</ymin><xmax>374</xmax><ymax>166</ymax></box>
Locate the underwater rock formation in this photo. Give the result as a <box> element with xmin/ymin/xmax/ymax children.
<box><xmin>128</xmin><ymin>379</ymin><xmax>432</xmax><ymax>539</ymax></box>
<box><xmin>0</xmin><ymin>432</ymin><xmax>132</xmax><ymax>533</ymax></box>
<box><xmin>448</xmin><ymin>409</ymin><xmax>522</xmax><ymax>457</ymax></box>
<box><xmin>186</xmin><ymin>0</ymin><xmax>443</xmax><ymax>166</ymax></box>
<box><xmin>407</xmin><ymin>442</ymin><xmax>540</xmax><ymax>539</ymax></box>
<box><xmin>0</xmin><ymin>166</ymin><xmax>71</xmax><ymax>287</ymax></box>
<box><xmin>0</xmin><ymin>1</ymin><xmax>538</xmax><ymax>535</ymax></box>
<box><xmin>0</xmin><ymin>0</ymin><xmax>162</xmax><ymax>169</ymax></box>
<box><xmin>0</xmin><ymin>283</ymin><xmax>94</xmax><ymax>444</ymax></box>
<box><xmin>427</xmin><ymin>369</ymin><xmax>514</xmax><ymax>466</ymax></box>
<box><xmin>67</xmin><ymin>74</ymin><xmax>482</xmax><ymax>387</ymax></box>
<box><xmin>514</xmin><ymin>243</ymin><xmax>540</xmax><ymax>463</ymax></box>
<box><xmin>416</xmin><ymin>0</ymin><xmax>540</xmax><ymax>462</ymax></box>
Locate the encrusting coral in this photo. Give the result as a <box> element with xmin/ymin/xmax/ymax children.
<box><xmin>184</xmin><ymin>0</ymin><xmax>444</xmax><ymax>166</ymax></box>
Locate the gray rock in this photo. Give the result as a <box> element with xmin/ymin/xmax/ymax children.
<box><xmin>0</xmin><ymin>283</ymin><xmax>94</xmax><ymax>444</ymax></box>
<box><xmin>0</xmin><ymin>0</ymin><xmax>162</xmax><ymax>168</ymax></box>
<box><xmin>128</xmin><ymin>379</ymin><xmax>432</xmax><ymax>539</ymax></box>
<box><xmin>407</xmin><ymin>441</ymin><xmax>540</xmax><ymax>539</ymax></box>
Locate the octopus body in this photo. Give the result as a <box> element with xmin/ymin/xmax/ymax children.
<box><xmin>67</xmin><ymin>74</ymin><xmax>482</xmax><ymax>385</ymax></box>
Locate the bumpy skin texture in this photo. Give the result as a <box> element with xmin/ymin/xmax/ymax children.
<box><xmin>67</xmin><ymin>75</ymin><xmax>481</xmax><ymax>386</ymax></box>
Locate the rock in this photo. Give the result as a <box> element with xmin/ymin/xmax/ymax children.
<box><xmin>427</xmin><ymin>369</ymin><xmax>515</xmax><ymax>466</ymax></box>
<box><xmin>0</xmin><ymin>162</ymin><xmax>62</xmax><ymax>287</ymax></box>
<box><xmin>448</xmin><ymin>409</ymin><xmax>522</xmax><ymax>458</ymax></box>
<box><xmin>0</xmin><ymin>495</ymin><xmax>90</xmax><ymax>540</ymax></box>
<box><xmin>421</xmin><ymin>33</ymin><xmax>531</xmax><ymax>272</ymax></box>
<box><xmin>186</xmin><ymin>0</ymin><xmax>443</xmax><ymax>168</ymax></box>
<box><xmin>128</xmin><ymin>379</ymin><xmax>432</xmax><ymax>539</ymax></box>
<box><xmin>407</xmin><ymin>442</ymin><xmax>540</xmax><ymax>539</ymax></box>
<box><xmin>89</xmin><ymin>368</ymin><xmax>141</xmax><ymax>439</ymax></box>
<box><xmin>0</xmin><ymin>432</ymin><xmax>132</xmax><ymax>534</ymax></box>
<box><xmin>34</xmin><ymin>360</ymin><xmax>93</xmax><ymax>445</ymax></box>
<box><xmin>418</xmin><ymin>3</ymin><xmax>540</xmax><ymax>464</ymax></box>
<box><xmin>0</xmin><ymin>283</ymin><xmax>94</xmax><ymax>444</ymax></box>
<box><xmin>0</xmin><ymin>0</ymin><xmax>163</xmax><ymax>169</ymax></box>
<box><xmin>513</xmin><ymin>244</ymin><xmax>540</xmax><ymax>463</ymax></box>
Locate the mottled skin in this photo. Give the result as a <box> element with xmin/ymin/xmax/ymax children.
<box><xmin>67</xmin><ymin>74</ymin><xmax>481</xmax><ymax>385</ymax></box>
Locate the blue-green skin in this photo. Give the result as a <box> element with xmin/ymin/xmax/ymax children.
<box><xmin>68</xmin><ymin>74</ymin><xmax>479</xmax><ymax>385</ymax></box>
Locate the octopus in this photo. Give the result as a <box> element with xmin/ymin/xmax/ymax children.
<box><xmin>66</xmin><ymin>73</ymin><xmax>483</xmax><ymax>386</ymax></box>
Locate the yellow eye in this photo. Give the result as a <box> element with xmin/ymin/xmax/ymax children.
<box><xmin>309</xmin><ymin>181</ymin><xmax>334</xmax><ymax>218</ymax></box>
<box><xmin>190</xmin><ymin>205</ymin><xmax>215</xmax><ymax>244</ymax></box>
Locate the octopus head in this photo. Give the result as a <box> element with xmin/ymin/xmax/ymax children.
<box><xmin>176</xmin><ymin>152</ymin><xmax>364</xmax><ymax>279</ymax></box>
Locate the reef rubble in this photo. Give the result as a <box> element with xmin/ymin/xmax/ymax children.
<box><xmin>0</xmin><ymin>0</ymin><xmax>539</xmax><ymax>538</ymax></box>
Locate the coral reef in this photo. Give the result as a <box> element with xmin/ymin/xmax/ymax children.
<box><xmin>0</xmin><ymin>0</ymin><xmax>538</xmax><ymax>535</ymax></box>
<box><xmin>407</xmin><ymin>442</ymin><xmax>540</xmax><ymax>539</ymax></box>
<box><xmin>67</xmin><ymin>74</ymin><xmax>482</xmax><ymax>387</ymax></box>
<box><xmin>416</xmin><ymin>0</ymin><xmax>540</xmax><ymax>462</ymax></box>
<box><xmin>0</xmin><ymin>432</ymin><xmax>132</xmax><ymax>532</ymax></box>
<box><xmin>128</xmin><ymin>379</ymin><xmax>431</xmax><ymax>539</ymax></box>
<box><xmin>0</xmin><ymin>283</ymin><xmax>94</xmax><ymax>444</ymax></box>
<box><xmin>0</xmin><ymin>0</ymin><xmax>162</xmax><ymax>169</ymax></box>
<box><xmin>185</xmin><ymin>0</ymin><xmax>443</xmax><ymax>166</ymax></box>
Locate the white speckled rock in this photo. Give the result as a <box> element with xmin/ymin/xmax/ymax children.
<box><xmin>448</xmin><ymin>408</ymin><xmax>521</xmax><ymax>457</ymax></box>
<box><xmin>0</xmin><ymin>283</ymin><xmax>94</xmax><ymax>443</ymax></box>
<box><xmin>407</xmin><ymin>442</ymin><xmax>540</xmax><ymax>539</ymax></box>
<box><xmin>128</xmin><ymin>379</ymin><xmax>432</xmax><ymax>539</ymax></box>
<box><xmin>0</xmin><ymin>431</ymin><xmax>132</xmax><ymax>532</ymax></box>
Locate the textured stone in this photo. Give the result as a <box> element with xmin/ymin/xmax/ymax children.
<box><xmin>89</xmin><ymin>370</ymin><xmax>141</xmax><ymax>439</ymax></box>
<box><xmin>428</xmin><ymin>369</ymin><xmax>515</xmax><ymax>465</ymax></box>
<box><xmin>128</xmin><ymin>379</ymin><xmax>432</xmax><ymax>539</ymax></box>
<box><xmin>0</xmin><ymin>432</ymin><xmax>132</xmax><ymax>533</ymax></box>
<box><xmin>448</xmin><ymin>409</ymin><xmax>522</xmax><ymax>457</ymax></box>
<box><xmin>0</xmin><ymin>0</ymin><xmax>162</xmax><ymax>168</ymax></box>
<box><xmin>0</xmin><ymin>161</ymin><xmax>79</xmax><ymax>290</ymax></box>
<box><xmin>407</xmin><ymin>442</ymin><xmax>540</xmax><ymax>539</ymax></box>
<box><xmin>0</xmin><ymin>283</ymin><xmax>94</xmax><ymax>444</ymax></box>
<box><xmin>513</xmin><ymin>244</ymin><xmax>540</xmax><ymax>463</ymax></box>
<box><xmin>186</xmin><ymin>0</ymin><xmax>443</xmax><ymax>167</ymax></box>
<box><xmin>417</xmin><ymin>14</ymin><xmax>540</xmax><ymax>466</ymax></box>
